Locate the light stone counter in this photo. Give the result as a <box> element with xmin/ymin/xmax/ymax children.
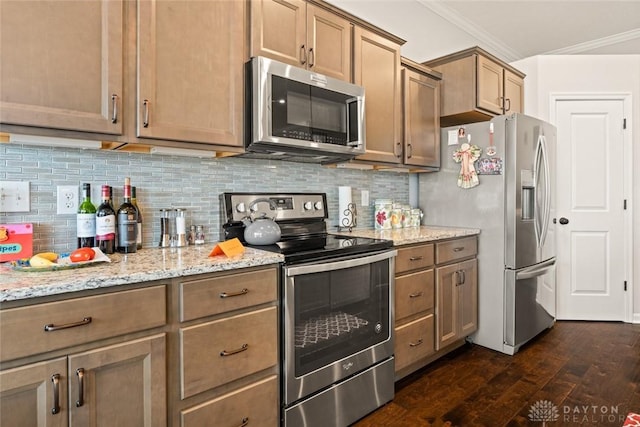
<box><xmin>332</xmin><ymin>225</ymin><xmax>480</xmax><ymax>246</ymax></box>
<box><xmin>0</xmin><ymin>245</ymin><xmax>283</xmax><ymax>302</ymax></box>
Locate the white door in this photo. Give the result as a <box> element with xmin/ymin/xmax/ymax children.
<box><xmin>553</xmin><ymin>98</ymin><xmax>628</xmax><ymax>320</ymax></box>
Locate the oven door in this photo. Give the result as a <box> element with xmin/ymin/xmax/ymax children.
<box><xmin>282</xmin><ymin>249</ymin><xmax>396</xmax><ymax>405</ymax></box>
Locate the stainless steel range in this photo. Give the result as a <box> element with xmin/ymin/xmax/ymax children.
<box><xmin>220</xmin><ymin>193</ymin><xmax>396</xmax><ymax>427</ymax></box>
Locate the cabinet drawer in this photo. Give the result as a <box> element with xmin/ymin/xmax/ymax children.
<box><xmin>0</xmin><ymin>286</ymin><xmax>166</xmax><ymax>362</ymax></box>
<box><xmin>181</xmin><ymin>375</ymin><xmax>278</xmax><ymax>427</ymax></box>
<box><xmin>180</xmin><ymin>306</ymin><xmax>277</xmax><ymax>399</ymax></box>
<box><xmin>395</xmin><ymin>244</ymin><xmax>434</xmax><ymax>274</ymax></box>
<box><xmin>436</xmin><ymin>236</ymin><xmax>477</xmax><ymax>265</ymax></box>
<box><xmin>394</xmin><ymin>314</ymin><xmax>434</xmax><ymax>371</ymax></box>
<box><xmin>180</xmin><ymin>268</ymin><xmax>277</xmax><ymax>322</ymax></box>
<box><xmin>395</xmin><ymin>269</ymin><xmax>434</xmax><ymax>322</ymax></box>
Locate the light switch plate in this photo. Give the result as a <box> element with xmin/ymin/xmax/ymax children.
<box><xmin>57</xmin><ymin>185</ymin><xmax>79</xmax><ymax>214</ymax></box>
<box><xmin>0</xmin><ymin>181</ymin><xmax>30</xmax><ymax>212</ymax></box>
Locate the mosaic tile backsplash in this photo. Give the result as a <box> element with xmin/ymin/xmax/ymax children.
<box><xmin>1</xmin><ymin>144</ymin><xmax>410</xmax><ymax>253</ymax></box>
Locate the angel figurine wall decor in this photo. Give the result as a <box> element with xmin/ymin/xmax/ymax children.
<box><xmin>453</xmin><ymin>140</ymin><xmax>481</xmax><ymax>189</ymax></box>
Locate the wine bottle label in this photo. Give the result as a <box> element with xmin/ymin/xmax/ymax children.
<box><xmin>118</xmin><ymin>213</ymin><xmax>137</xmax><ymax>246</ymax></box>
<box><xmin>77</xmin><ymin>213</ymin><xmax>96</xmax><ymax>238</ymax></box>
<box><xmin>96</xmin><ymin>215</ymin><xmax>116</xmax><ymax>239</ymax></box>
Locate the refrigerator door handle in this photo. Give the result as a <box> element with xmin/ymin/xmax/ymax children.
<box><xmin>533</xmin><ymin>136</ymin><xmax>543</xmax><ymax>246</ymax></box>
<box><xmin>539</xmin><ymin>134</ymin><xmax>551</xmax><ymax>247</ymax></box>
<box><xmin>515</xmin><ymin>258</ymin><xmax>555</xmax><ymax>280</ymax></box>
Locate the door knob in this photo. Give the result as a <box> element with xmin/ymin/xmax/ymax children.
<box><xmin>558</xmin><ymin>217</ymin><xmax>569</xmax><ymax>225</ymax></box>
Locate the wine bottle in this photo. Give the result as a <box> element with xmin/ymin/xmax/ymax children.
<box><xmin>96</xmin><ymin>185</ymin><xmax>116</xmax><ymax>254</ymax></box>
<box><xmin>132</xmin><ymin>186</ymin><xmax>143</xmax><ymax>250</ymax></box>
<box><xmin>117</xmin><ymin>177</ymin><xmax>137</xmax><ymax>253</ymax></box>
<box><xmin>77</xmin><ymin>183</ymin><xmax>96</xmax><ymax>248</ymax></box>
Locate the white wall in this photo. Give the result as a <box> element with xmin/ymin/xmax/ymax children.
<box><xmin>512</xmin><ymin>55</ymin><xmax>640</xmax><ymax>322</ymax></box>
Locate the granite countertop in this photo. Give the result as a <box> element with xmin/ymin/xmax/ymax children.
<box><xmin>0</xmin><ymin>226</ymin><xmax>478</xmax><ymax>303</ymax></box>
<box><xmin>0</xmin><ymin>245</ymin><xmax>283</xmax><ymax>303</ymax></box>
<box><xmin>332</xmin><ymin>225</ymin><xmax>480</xmax><ymax>246</ymax></box>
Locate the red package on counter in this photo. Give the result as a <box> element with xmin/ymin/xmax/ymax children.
<box><xmin>0</xmin><ymin>223</ymin><xmax>33</xmax><ymax>262</ymax></box>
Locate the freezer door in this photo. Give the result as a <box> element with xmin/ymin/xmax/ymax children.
<box><xmin>505</xmin><ymin>114</ymin><xmax>556</xmax><ymax>269</ymax></box>
<box><xmin>504</xmin><ymin>258</ymin><xmax>556</xmax><ymax>354</ymax></box>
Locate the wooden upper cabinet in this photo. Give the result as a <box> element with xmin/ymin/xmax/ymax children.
<box><xmin>251</xmin><ymin>0</ymin><xmax>352</xmax><ymax>81</ymax></box>
<box><xmin>353</xmin><ymin>26</ymin><xmax>402</xmax><ymax>164</ymax></box>
<box><xmin>504</xmin><ymin>69</ymin><xmax>524</xmax><ymax>114</ymax></box>
<box><xmin>424</xmin><ymin>46</ymin><xmax>525</xmax><ymax>127</ymax></box>
<box><xmin>137</xmin><ymin>0</ymin><xmax>245</xmax><ymax>146</ymax></box>
<box><xmin>0</xmin><ymin>0</ymin><xmax>124</xmax><ymax>135</ymax></box>
<box><xmin>402</xmin><ymin>61</ymin><xmax>441</xmax><ymax>169</ymax></box>
<box><xmin>477</xmin><ymin>55</ymin><xmax>504</xmax><ymax>115</ymax></box>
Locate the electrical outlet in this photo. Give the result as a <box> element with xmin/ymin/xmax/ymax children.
<box><xmin>0</xmin><ymin>181</ymin><xmax>30</xmax><ymax>212</ymax></box>
<box><xmin>361</xmin><ymin>190</ymin><xmax>370</xmax><ymax>206</ymax></box>
<box><xmin>57</xmin><ymin>185</ymin><xmax>79</xmax><ymax>214</ymax></box>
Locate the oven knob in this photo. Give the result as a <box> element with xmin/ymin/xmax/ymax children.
<box><xmin>314</xmin><ymin>201</ymin><xmax>323</xmax><ymax>211</ymax></box>
<box><xmin>303</xmin><ymin>201</ymin><xmax>313</xmax><ymax>211</ymax></box>
<box><xmin>236</xmin><ymin>202</ymin><xmax>246</xmax><ymax>213</ymax></box>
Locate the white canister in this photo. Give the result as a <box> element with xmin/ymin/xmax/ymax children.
<box><xmin>410</xmin><ymin>208</ymin><xmax>423</xmax><ymax>227</ymax></box>
<box><xmin>374</xmin><ymin>199</ymin><xmax>393</xmax><ymax>230</ymax></box>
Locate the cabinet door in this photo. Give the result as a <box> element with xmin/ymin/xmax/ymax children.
<box><xmin>436</xmin><ymin>259</ymin><xmax>478</xmax><ymax>350</ymax></box>
<box><xmin>403</xmin><ymin>68</ymin><xmax>440</xmax><ymax>168</ymax></box>
<box><xmin>68</xmin><ymin>334</ymin><xmax>166</xmax><ymax>427</ymax></box>
<box><xmin>458</xmin><ymin>259</ymin><xmax>478</xmax><ymax>337</ymax></box>
<box><xmin>353</xmin><ymin>27</ymin><xmax>402</xmax><ymax>163</ymax></box>
<box><xmin>436</xmin><ymin>263</ymin><xmax>459</xmax><ymax>350</ymax></box>
<box><xmin>504</xmin><ymin>69</ymin><xmax>524</xmax><ymax>114</ymax></box>
<box><xmin>250</xmin><ymin>0</ymin><xmax>306</xmax><ymax>67</ymax></box>
<box><xmin>306</xmin><ymin>4</ymin><xmax>352</xmax><ymax>81</ymax></box>
<box><xmin>138</xmin><ymin>0</ymin><xmax>244</xmax><ymax>146</ymax></box>
<box><xmin>476</xmin><ymin>55</ymin><xmax>504</xmax><ymax>115</ymax></box>
<box><xmin>0</xmin><ymin>357</ymin><xmax>67</xmax><ymax>427</ymax></box>
<box><xmin>0</xmin><ymin>0</ymin><xmax>123</xmax><ymax>135</ymax></box>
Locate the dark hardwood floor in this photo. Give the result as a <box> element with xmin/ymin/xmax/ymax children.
<box><xmin>354</xmin><ymin>321</ymin><xmax>640</xmax><ymax>427</ymax></box>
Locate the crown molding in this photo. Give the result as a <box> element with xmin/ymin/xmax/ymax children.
<box><xmin>544</xmin><ymin>28</ymin><xmax>640</xmax><ymax>55</ymax></box>
<box><xmin>416</xmin><ymin>0</ymin><xmax>523</xmax><ymax>62</ymax></box>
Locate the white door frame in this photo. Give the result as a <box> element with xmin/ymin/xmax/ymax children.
<box><xmin>549</xmin><ymin>92</ymin><xmax>634</xmax><ymax>323</ymax></box>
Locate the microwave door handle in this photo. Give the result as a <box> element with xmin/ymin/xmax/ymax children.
<box><xmin>345</xmin><ymin>97</ymin><xmax>360</xmax><ymax>147</ymax></box>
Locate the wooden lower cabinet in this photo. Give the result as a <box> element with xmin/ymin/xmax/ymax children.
<box><xmin>170</xmin><ymin>266</ymin><xmax>280</xmax><ymax>427</ymax></box>
<box><xmin>394</xmin><ymin>236</ymin><xmax>478</xmax><ymax>379</ymax></box>
<box><xmin>181</xmin><ymin>375</ymin><xmax>279</xmax><ymax>427</ymax></box>
<box><xmin>0</xmin><ymin>334</ymin><xmax>167</xmax><ymax>427</ymax></box>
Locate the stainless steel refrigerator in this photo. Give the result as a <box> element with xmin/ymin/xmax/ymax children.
<box><xmin>420</xmin><ymin>113</ymin><xmax>556</xmax><ymax>355</ymax></box>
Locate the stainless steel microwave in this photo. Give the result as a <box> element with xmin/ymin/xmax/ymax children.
<box><xmin>246</xmin><ymin>56</ymin><xmax>365</xmax><ymax>164</ymax></box>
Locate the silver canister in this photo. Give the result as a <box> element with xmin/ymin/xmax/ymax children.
<box><xmin>159</xmin><ymin>209</ymin><xmax>171</xmax><ymax>247</ymax></box>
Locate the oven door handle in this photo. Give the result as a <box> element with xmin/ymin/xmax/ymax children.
<box><xmin>285</xmin><ymin>249</ymin><xmax>397</xmax><ymax>276</ymax></box>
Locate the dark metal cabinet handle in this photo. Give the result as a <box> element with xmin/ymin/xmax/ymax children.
<box><xmin>455</xmin><ymin>270</ymin><xmax>466</xmax><ymax>286</ymax></box>
<box><xmin>219</xmin><ymin>288</ymin><xmax>249</xmax><ymax>299</ymax></box>
<box><xmin>44</xmin><ymin>316</ymin><xmax>92</xmax><ymax>332</ymax></box>
<box><xmin>300</xmin><ymin>45</ymin><xmax>307</xmax><ymax>65</ymax></box>
<box><xmin>407</xmin><ymin>143</ymin><xmax>413</xmax><ymax>159</ymax></box>
<box><xmin>308</xmin><ymin>48</ymin><xmax>315</xmax><ymax>67</ymax></box>
<box><xmin>111</xmin><ymin>94</ymin><xmax>118</xmax><ymax>123</ymax></box>
<box><xmin>409</xmin><ymin>256</ymin><xmax>423</xmax><ymax>261</ymax></box>
<box><xmin>559</xmin><ymin>217</ymin><xmax>569</xmax><ymax>225</ymax></box>
<box><xmin>220</xmin><ymin>343</ymin><xmax>248</xmax><ymax>357</ymax></box>
<box><xmin>505</xmin><ymin>98</ymin><xmax>511</xmax><ymax>112</ymax></box>
<box><xmin>51</xmin><ymin>374</ymin><xmax>61</xmax><ymax>414</ymax></box>
<box><xmin>409</xmin><ymin>291</ymin><xmax>423</xmax><ymax>298</ymax></box>
<box><xmin>238</xmin><ymin>417</ymin><xmax>249</xmax><ymax>427</ymax></box>
<box><xmin>143</xmin><ymin>99</ymin><xmax>150</xmax><ymax>127</ymax></box>
<box><xmin>453</xmin><ymin>247</ymin><xmax>464</xmax><ymax>252</ymax></box>
<box><xmin>395</xmin><ymin>142</ymin><xmax>402</xmax><ymax>158</ymax></box>
<box><xmin>409</xmin><ymin>339</ymin><xmax>424</xmax><ymax>347</ymax></box>
<box><xmin>76</xmin><ymin>368</ymin><xmax>84</xmax><ymax>407</ymax></box>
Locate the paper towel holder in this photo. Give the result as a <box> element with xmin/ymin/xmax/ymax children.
<box><xmin>337</xmin><ymin>203</ymin><xmax>357</xmax><ymax>232</ymax></box>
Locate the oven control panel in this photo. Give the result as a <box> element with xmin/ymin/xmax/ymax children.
<box><xmin>222</xmin><ymin>193</ymin><xmax>328</xmax><ymax>223</ymax></box>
